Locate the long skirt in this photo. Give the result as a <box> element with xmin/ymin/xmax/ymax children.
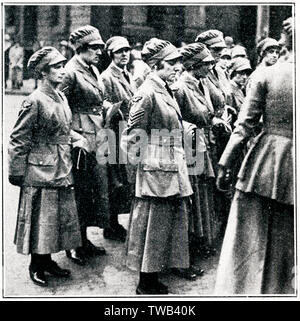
<box><xmin>125</xmin><ymin>197</ymin><xmax>190</xmax><ymax>273</ymax></box>
<box><xmin>214</xmin><ymin>190</ymin><xmax>295</xmax><ymax>295</ymax></box>
<box><xmin>14</xmin><ymin>186</ymin><xmax>82</xmax><ymax>255</ymax></box>
<box><xmin>189</xmin><ymin>175</ymin><xmax>217</xmax><ymax>246</ymax></box>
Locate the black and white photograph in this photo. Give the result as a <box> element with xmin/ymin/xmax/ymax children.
<box><xmin>1</xmin><ymin>0</ymin><xmax>297</xmax><ymax>301</ymax></box>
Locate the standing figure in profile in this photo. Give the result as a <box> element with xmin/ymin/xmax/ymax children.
<box><xmin>8</xmin><ymin>47</ymin><xmax>89</xmax><ymax>287</ymax></box>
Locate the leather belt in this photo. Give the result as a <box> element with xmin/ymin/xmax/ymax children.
<box><xmin>73</xmin><ymin>105</ymin><xmax>103</xmax><ymax>115</ymax></box>
<box><xmin>33</xmin><ymin>135</ymin><xmax>71</xmax><ymax>145</ymax></box>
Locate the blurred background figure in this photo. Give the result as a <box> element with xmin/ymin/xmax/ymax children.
<box><xmin>224</xmin><ymin>36</ymin><xmax>234</xmax><ymax>49</ymax></box>
<box><xmin>128</xmin><ymin>41</ymin><xmax>151</xmax><ymax>88</ymax></box>
<box><xmin>231</xmin><ymin>44</ymin><xmax>247</xmax><ymax>59</ymax></box>
<box><xmin>4</xmin><ymin>34</ymin><xmax>12</xmax><ymax>88</ymax></box>
<box><xmin>59</xmin><ymin>40</ymin><xmax>75</xmax><ymax>61</ymax></box>
<box><xmin>217</xmin><ymin>48</ymin><xmax>232</xmax><ymax>76</ymax></box>
<box><xmin>9</xmin><ymin>36</ymin><xmax>24</xmax><ymax>89</ymax></box>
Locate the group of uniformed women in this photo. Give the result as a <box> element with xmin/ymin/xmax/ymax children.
<box><xmin>8</xmin><ymin>17</ymin><xmax>294</xmax><ymax>295</ymax></box>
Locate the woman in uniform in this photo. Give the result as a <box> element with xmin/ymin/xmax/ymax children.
<box><xmin>99</xmin><ymin>36</ymin><xmax>137</xmax><ymax>242</ymax></box>
<box><xmin>121</xmin><ymin>38</ymin><xmax>193</xmax><ymax>295</ymax></box>
<box><xmin>173</xmin><ymin>42</ymin><xmax>218</xmax><ymax>278</ymax></box>
<box><xmin>215</xmin><ymin>18</ymin><xmax>294</xmax><ymax>294</ymax></box>
<box><xmin>8</xmin><ymin>47</ymin><xmax>89</xmax><ymax>287</ymax></box>
<box><xmin>59</xmin><ymin>25</ymin><xmax>112</xmax><ymax>264</ymax></box>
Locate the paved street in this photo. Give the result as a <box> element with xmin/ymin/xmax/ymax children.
<box><xmin>3</xmin><ymin>93</ymin><xmax>220</xmax><ymax>298</ymax></box>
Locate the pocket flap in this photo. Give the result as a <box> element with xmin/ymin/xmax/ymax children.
<box><xmin>28</xmin><ymin>153</ymin><xmax>56</xmax><ymax>166</ymax></box>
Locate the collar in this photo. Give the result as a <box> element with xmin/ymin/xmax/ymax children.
<box><xmin>39</xmin><ymin>82</ymin><xmax>63</xmax><ymax>103</ymax></box>
<box><xmin>76</xmin><ymin>55</ymin><xmax>90</xmax><ymax>69</ymax></box>
<box><xmin>151</xmin><ymin>73</ymin><xmax>168</xmax><ymax>88</ymax></box>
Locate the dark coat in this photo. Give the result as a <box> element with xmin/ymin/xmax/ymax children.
<box><xmin>219</xmin><ymin>59</ymin><xmax>294</xmax><ymax>205</ymax></box>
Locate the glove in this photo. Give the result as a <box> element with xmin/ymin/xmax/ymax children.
<box><xmin>216</xmin><ymin>167</ymin><xmax>232</xmax><ymax>192</ymax></box>
<box><xmin>9</xmin><ymin>175</ymin><xmax>24</xmax><ymax>186</ymax></box>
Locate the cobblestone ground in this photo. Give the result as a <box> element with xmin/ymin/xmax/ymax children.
<box><xmin>3</xmin><ymin>93</ymin><xmax>220</xmax><ymax>298</ymax></box>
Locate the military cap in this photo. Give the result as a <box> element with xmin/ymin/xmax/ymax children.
<box><xmin>229</xmin><ymin>57</ymin><xmax>252</xmax><ymax>77</ymax></box>
<box><xmin>141</xmin><ymin>38</ymin><xmax>181</xmax><ymax>68</ymax></box>
<box><xmin>105</xmin><ymin>36</ymin><xmax>131</xmax><ymax>54</ymax></box>
<box><xmin>231</xmin><ymin>45</ymin><xmax>247</xmax><ymax>58</ymax></box>
<box><xmin>256</xmin><ymin>38</ymin><xmax>280</xmax><ymax>56</ymax></box>
<box><xmin>195</xmin><ymin>30</ymin><xmax>226</xmax><ymax>48</ymax></box>
<box><xmin>179</xmin><ymin>42</ymin><xmax>214</xmax><ymax>69</ymax></box>
<box><xmin>27</xmin><ymin>46</ymin><xmax>66</xmax><ymax>73</ymax></box>
<box><xmin>69</xmin><ymin>25</ymin><xmax>104</xmax><ymax>50</ymax></box>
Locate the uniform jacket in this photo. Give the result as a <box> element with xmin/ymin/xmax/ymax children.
<box><xmin>121</xmin><ymin>73</ymin><xmax>193</xmax><ymax>198</ymax></box>
<box><xmin>174</xmin><ymin>71</ymin><xmax>215</xmax><ymax>129</ymax></box>
<box><xmin>230</xmin><ymin>80</ymin><xmax>245</xmax><ymax>114</ymax></box>
<box><xmin>8</xmin><ymin>83</ymin><xmax>87</xmax><ymax>187</ymax></box>
<box><xmin>207</xmin><ymin>64</ymin><xmax>233</xmax><ymax>109</ymax></box>
<box><xmin>99</xmin><ymin>61</ymin><xmax>136</xmax><ymax>121</ymax></box>
<box><xmin>59</xmin><ymin>55</ymin><xmax>105</xmax><ymax>140</ymax></box>
<box><xmin>219</xmin><ymin>59</ymin><xmax>294</xmax><ymax>205</ymax></box>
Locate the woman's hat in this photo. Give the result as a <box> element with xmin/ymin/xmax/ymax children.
<box><xmin>179</xmin><ymin>42</ymin><xmax>214</xmax><ymax>69</ymax></box>
<box><xmin>231</xmin><ymin>45</ymin><xmax>247</xmax><ymax>58</ymax></box>
<box><xmin>229</xmin><ymin>57</ymin><xmax>252</xmax><ymax>76</ymax></box>
<box><xmin>105</xmin><ymin>36</ymin><xmax>131</xmax><ymax>53</ymax></box>
<box><xmin>69</xmin><ymin>25</ymin><xmax>104</xmax><ymax>50</ymax></box>
<box><xmin>141</xmin><ymin>38</ymin><xmax>181</xmax><ymax>68</ymax></box>
<box><xmin>195</xmin><ymin>30</ymin><xmax>226</xmax><ymax>48</ymax></box>
<box><xmin>27</xmin><ymin>46</ymin><xmax>66</xmax><ymax>72</ymax></box>
<box><xmin>256</xmin><ymin>38</ymin><xmax>280</xmax><ymax>56</ymax></box>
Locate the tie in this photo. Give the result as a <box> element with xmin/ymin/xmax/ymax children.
<box><xmin>123</xmin><ymin>71</ymin><xmax>130</xmax><ymax>84</ymax></box>
<box><xmin>198</xmin><ymin>80</ymin><xmax>205</xmax><ymax>95</ymax></box>
<box><xmin>165</xmin><ymin>83</ymin><xmax>174</xmax><ymax>98</ymax></box>
<box><xmin>89</xmin><ymin>66</ymin><xmax>98</xmax><ymax>80</ymax></box>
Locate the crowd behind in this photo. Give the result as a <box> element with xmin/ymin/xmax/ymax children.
<box><xmin>7</xmin><ymin>17</ymin><xmax>294</xmax><ymax>295</ymax></box>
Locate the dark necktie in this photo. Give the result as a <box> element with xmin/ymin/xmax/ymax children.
<box><xmin>89</xmin><ymin>66</ymin><xmax>97</xmax><ymax>80</ymax></box>
<box><xmin>198</xmin><ymin>80</ymin><xmax>205</xmax><ymax>95</ymax></box>
<box><xmin>123</xmin><ymin>71</ymin><xmax>130</xmax><ymax>84</ymax></box>
<box><xmin>165</xmin><ymin>83</ymin><xmax>174</xmax><ymax>98</ymax></box>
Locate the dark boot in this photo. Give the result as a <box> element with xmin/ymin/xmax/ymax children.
<box><xmin>136</xmin><ymin>272</ymin><xmax>168</xmax><ymax>295</ymax></box>
<box><xmin>29</xmin><ymin>254</ymin><xmax>48</xmax><ymax>287</ymax></box>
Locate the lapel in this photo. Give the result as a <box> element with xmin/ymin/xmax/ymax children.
<box><xmin>109</xmin><ymin>62</ymin><xmax>135</xmax><ymax>96</ymax></box>
<box><xmin>39</xmin><ymin>83</ymin><xmax>71</xmax><ymax>125</ymax></box>
<box><xmin>207</xmin><ymin>68</ymin><xmax>221</xmax><ymax>90</ymax></box>
<box><xmin>149</xmin><ymin>74</ymin><xmax>182</xmax><ymax>118</ymax></box>
<box><xmin>183</xmin><ymin>72</ymin><xmax>214</xmax><ymax>113</ymax></box>
<box><xmin>73</xmin><ymin>55</ymin><xmax>103</xmax><ymax>92</ymax></box>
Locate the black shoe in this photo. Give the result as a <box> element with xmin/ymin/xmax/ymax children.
<box><xmin>29</xmin><ymin>265</ymin><xmax>48</xmax><ymax>287</ymax></box>
<box><xmin>103</xmin><ymin>226</ymin><xmax>126</xmax><ymax>242</ymax></box>
<box><xmin>44</xmin><ymin>260</ymin><xmax>71</xmax><ymax>277</ymax></box>
<box><xmin>172</xmin><ymin>268</ymin><xmax>197</xmax><ymax>281</ymax></box>
<box><xmin>136</xmin><ymin>281</ymin><xmax>168</xmax><ymax>295</ymax></box>
<box><xmin>84</xmin><ymin>240</ymin><xmax>106</xmax><ymax>257</ymax></box>
<box><xmin>66</xmin><ymin>249</ymin><xmax>86</xmax><ymax>266</ymax></box>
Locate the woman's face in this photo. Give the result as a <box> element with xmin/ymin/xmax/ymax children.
<box><xmin>81</xmin><ymin>44</ymin><xmax>103</xmax><ymax>66</ymax></box>
<box><xmin>193</xmin><ymin>61</ymin><xmax>214</xmax><ymax>79</ymax></box>
<box><xmin>263</xmin><ymin>47</ymin><xmax>279</xmax><ymax>66</ymax></box>
<box><xmin>232</xmin><ymin>70</ymin><xmax>249</xmax><ymax>87</ymax></box>
<box><xmin>113</xmin><ymin>47</ymin><xmax>131</xmax><ymax>69</ymax></box>
<box><xmin>45</xmin><ymin>61</ymin><xmax>66</xmax><ymax>85</ymax></box>
<box><xmin>157</xmin><ymin>58</ymin><xmax>182</xmax><ymax>83</ymax></box>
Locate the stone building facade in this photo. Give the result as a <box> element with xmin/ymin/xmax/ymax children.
<box><xmin>5</xmin><ymin>4</ymin><xmax>292</xmax><ymax>78</ymax></box>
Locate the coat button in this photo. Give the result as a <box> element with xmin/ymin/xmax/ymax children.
<box><xmin>93</xmin><ymin>108</ymin><xmax>96</xmax><ymax>112</ymax></box>
<box><xmin>39</xmin><ymin>161</ymin><xmax>43</xmax><ymax>165</ymax></box>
